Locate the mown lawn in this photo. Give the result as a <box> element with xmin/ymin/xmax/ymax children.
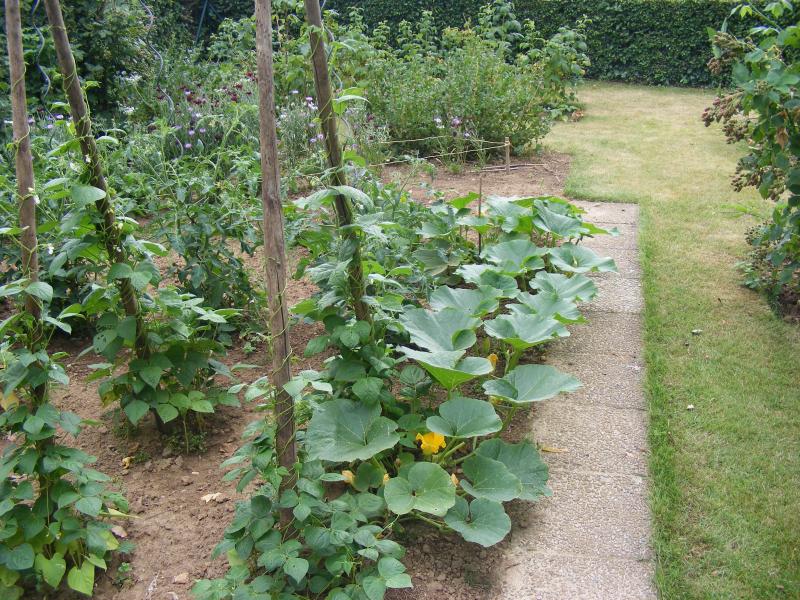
<box><xmin>546</xmin><ymin>82</ymin><xmax>800</xmax><ymax>599</ymax></box>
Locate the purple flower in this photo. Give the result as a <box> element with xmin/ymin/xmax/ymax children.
<box><xmin>291</xmin><ymin>90</ymin><xmax>299</xmax><ymax>95</ymax></box>
<box><xmin>451</xmin><ymin>117</ymin><xmax>462</xmax><ymax>127</ymax></box>
<box><xmin>188</xmin><ymin>129</ymin><xmax>195</xmax><ymax>137</ymax></box>
<box><xmin>46</xmin><ymin>124</ymin><xmax>54</xmax><ymax>130</ymax></box>
<box><xmin>305</xmin><ymin>96</ymin><xmax>313</xmax><ymax>102</ymax></box>
<box><xmin>199</xmin><ymin>128</ymin><xmax>207</xmax><ymax>134</ymax></box>
<box><xmin>27</xmin><ymin>118</ymin><xmax>34</xmax><ymax>124</ymax></box>
<box><xmin>184</xmin><ymin>90</ymin><xmax>191</xmax><ymax>96</ymax></box>
<box><xmin>174</xmin><ymin>125</ymin><xmax>183</xmax><ymax>131</ymax></box>
<box><xmin>184</xmin><ymin>142</ymin><xmax>192</xmax><ymax>149</ymax></box>
<box><xmin>55</xmin><ymin>114</ymin><xmax>64</xmax><ymax>120</ymax></box>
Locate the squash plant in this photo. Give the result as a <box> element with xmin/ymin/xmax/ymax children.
<box><xmin>196</xmin><ymin>180</ymin><xmax>617</xmax><ymax>599</ymax></box>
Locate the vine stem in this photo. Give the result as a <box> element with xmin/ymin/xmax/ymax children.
<box><xmin>437</xmin><ymin>441</ymin><xmax>465</xmax><ymax>464</ymax></box>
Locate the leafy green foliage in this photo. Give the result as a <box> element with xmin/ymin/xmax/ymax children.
<box><xmin>704</xmin><ymin>1</ymin><xmax>800</xmax><ymax>313</ymax></box>
<box><xmin>329</xmin><ymin>0</ymin><xmax>761</xmax><ymax>86</ymax></box>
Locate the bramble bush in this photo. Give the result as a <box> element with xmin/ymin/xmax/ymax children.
<box><xmin>704</xmin><ymin>0</ymin><xmax>800</xmax><ymax>316</ymax></box>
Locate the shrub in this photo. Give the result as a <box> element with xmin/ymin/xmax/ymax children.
<box><xmin>703</xmin><ymin>1</ymin><xmax>800</xmax><ymax>316</ymax></box>
<box><xmin>328</xmin><ymin>0</ymin><xmax>759</xmax><ymax>86</ymax></box>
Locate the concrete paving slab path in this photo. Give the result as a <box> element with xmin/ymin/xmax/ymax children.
<box><xmin>500</xmin><ymin>201</ymin><xmax>656</xmax><ymax>599</ymax></box>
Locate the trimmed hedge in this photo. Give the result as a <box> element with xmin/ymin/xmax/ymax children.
<box><xmin>327</xmin><ymin>0</ymin><xmax>755</xmax><ymax>87</ymax></box>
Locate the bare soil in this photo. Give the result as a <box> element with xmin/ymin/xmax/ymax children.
<box><xmin>39</xmin><ymin>152</ymin><xmax>571</xmax><ymax>599</ymax></box>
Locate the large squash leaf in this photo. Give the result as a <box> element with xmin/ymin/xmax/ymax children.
<box><xmin>384</xmin><ymin>462</ymin><xmax>456</xmax><ymax>517</ymax></box>
<box><xmin>508</xmin><ymin>291</ymin><xmax>585</xmax><ymax>324</ymax></box>
<box><xmin>483</xmin><ymin>364</ymin><xmax>581</xmax><ymax>404</ymax></box>
<box><xmin>399</xmin><ymin>307</ymin><xmax>479</xmax><ymax>352</ymax></box>
<box><xmin>426</xmin><ymin>396</ymin><xmax>502</xmax><ymax>438</ymax></box>
<box><xmin>444</xmin><ymin>497</ymin><xmax>511</xmax><ymax>547</ymax></box>
<box><xmin>460</xmin><ymin>454</ymin><xmax>521</xmax><ymax>502</ymax></box>
<box><xmin>481</xmin><ymin>240</ymin><xmax>547</xmax><ymax>275</ymax></box>
<box><xmin>530</xmin><ymin>271</ymin><xmax>597</xmax><ymax>302</ymax></box>
<box><xmin>305</xmin><ymin>399</ymin><xmax>400</xmax><ymax>462</ymax></box>
<box><xmin>483</xmin><ymin>313</ymin><xmax>568</xmax><ymax>350</ymax></box>
<box><xmin>429</xmin><ymin>285</ymin><xmax>501</xmax><ymax>317</ymax></box>
<box><xmin>548</xmin><ymin>243</ymin><xmax>617</xmax><ymax>274</ymax></box>
<box><xmin>399</xmin><ymin>348</ymin><xmax>493</xmax><ymax>391</ymax></box>
<box><xmin>476</xmin><ymin>438</ymin><xmax>550</xmax><ymax>501</ymax></box>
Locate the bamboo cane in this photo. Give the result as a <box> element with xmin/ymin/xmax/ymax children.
<box><xmin>6</xmin><ymin>0</ymin><xmax>40</xmax><ymax>323</ymax></box>
<box><xmin>43</xmin><ymin>0</ymin><xmax>148</xmax><ymax>357</ymax></box>
<box><xmin>302</xmin><ymin>0</ymin><xmax>370</xmax><ymax>323</ymax></box>
<box><xmin>255</xmin><ymin>0</ymin><xmax>296</xmax><ymax>523</ymax></box>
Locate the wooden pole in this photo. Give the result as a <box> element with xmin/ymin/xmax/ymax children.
<box><xmin>505</xmin><ymin>137</ymin><xmax>511</xmax><ymax>175</ymax></box>
<box><xmin>255</xmin><ymin>0</ymin><xmax>296</xmax><ymax>522</ymax></box>
<box><xmin>44</xmin><ymin>0</ymin><xmax>148</xmax><ymax>357</ymax></box>
<box><xmin>302</xmin><ymin>0</ymin><xmax>370</xmax><ymax>323</ymax></box>
<box><xmin>6</xmin><ymin>0</ymin><xmax>40</xmax><ymax>323</ymax></box>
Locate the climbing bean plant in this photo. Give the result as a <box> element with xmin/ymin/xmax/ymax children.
<box><xmin>195</xmin><ymin>177</ymin><xmax>618</xmax><ymax>599</ymax></box>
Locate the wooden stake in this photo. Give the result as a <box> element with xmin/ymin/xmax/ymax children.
<box><xmin>505</xmin><ymin>137</ymin><xmax>511</xmax><ymax>175</ymax></box>
<box><xmin>302</xmin><ymin>0</ymin><xmax>370</xmax><ymax>323</ymax></box>
<box><xmin>477</xmin><ymin>173</ymin><xmax>484</xmax><ymax>255</ymax></box>
<box><xmin>44</xmin><ymin>0</ymin><xmax>148</xmax><ymax>357</ymax></box>
<box><xmin>6</xmin><ymin>0</ymin><xmax>40</xmax><ymax>323</ymax></box>
<box><xmin>255</xmin><ymin>0</ymin><xmax>296</xmax><ymax>521</ymax></box>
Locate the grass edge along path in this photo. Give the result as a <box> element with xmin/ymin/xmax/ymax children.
<box><xmin>545</xmin><ymin>82</ymin><xmax>800</xmax><ymax>600</ymax></box>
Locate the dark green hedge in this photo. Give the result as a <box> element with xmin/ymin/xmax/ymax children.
<box><xmin>327</xmin><ymin>0</ymin><xmax>755</xmax><ymax>87</ymax></box>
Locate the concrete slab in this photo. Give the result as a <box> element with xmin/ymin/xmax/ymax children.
<box><xmin>583</xmin><ymin>231</ymin><xmax>639</xmax><ymax>250</ymax></box>
<box><xmin>548</xmin><ymin>311</ymin><xmax>643</xmax><ymax>361</ymax></box>
<box><xmin>573</xmin><ymin>201</ymin><xmax>640</xmax><ymax>225</ymax></box>
<box><xmin>501</xmin><ymin>553</ymin><xmax>657</xmax><ymax>600</ymax></box>
<box><xmin>506</xmin><ymin>471</ymin><xmax>652</xmax><ymax>560</ymax></box>
<box><xmin>500</xmin><ymin>201</ymin><xmax>654</xmax><ymax>598</ymax></box>
<box><xmin>545</xmin><ymin>355</ymin><xmax>646</xmax><ymax>410</ymax></box>
<box><xmin>531</xmin><ymin>401</ymin><xmax>649</xmax><ymax>475</ymax></box>
<box><xmin>590</xmin><ymin>276</ymin><xmax>644</xmax><ymax>314</ymax></box>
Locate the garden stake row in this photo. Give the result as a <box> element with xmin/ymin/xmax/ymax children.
<box><xmin>303</xmin><ymin>0</ymin><xmax>371</xmax><ymax>324</ymax></box>
<box><xmin>6</xmin><ymin>0</ymin><xmax>42</xmax><ymax>332</ymax></box>
<box><xmin>256</xmin><ymin>0</ymin><xmax>297</xmax><ymax>526</ymax></box>
<box><xmin>43</xmin><ymin>0</ymin><xmax>149</xmax><ymax>358</ymax></box>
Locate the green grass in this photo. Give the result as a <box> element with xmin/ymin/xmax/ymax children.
<box><xmin>546</xmin><ymin>82</ymin><xmax>800</xmax><ymax>599</ymax></box>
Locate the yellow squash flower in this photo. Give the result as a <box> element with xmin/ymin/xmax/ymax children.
<box><xmin>341</xmin><ymin>470</ymin><xmax>355</xmax><ymax>486</ymax></box>
<box><xmin>450</xmin><ymin>473</ymin><xmax>459</xmax><ymax>487</ymax></box>
<box><xmin>488</xmin><ymin>353</ymin><xmax>499</xmax><ymax>370</ymax></box>
<box><xmin>382</xmin><ymin>473</ymin><xmax>390</xmax><ymax>485</ymax></box>
<box><xmin>416</xmin><ymin>432</ymin><xmax>446</xmax><ymax>456</ymax></box>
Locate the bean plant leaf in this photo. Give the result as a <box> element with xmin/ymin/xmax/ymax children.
<box><xmin>66</xmin><ymin>560</ymin><xmax>95</xmax><ymax>595</ymax></box>
<box><xmin>305</xmin><ymin>399</ymin><xmax>400</xmax><ymax>463</ymax></box>
<box><xmin>444</xmin><ymin>496</ymin><xmax>512</xmax><ymax>547</ymax></box>
<box><xmin>548</xmin><ymin>243</ymin><xmax>617</xmax><ymax>273</ymax></box>
<box><xmin>508</xmin><ymin>291</ymin><xmax>585</xmax><ymax>324</ymax></box>
<box><xmin>426</xmin><ymin>396</ymin><xmax>502</xmax><ymax>438</ymax></box>
<box><xmin>530</xmin><ymin>271</ymin><xmax>597</xmax><ymax>302</ymax></box>
<box><xmin>35</xmin><ymin>552</ymin><xmax>67</xmax><ymax>588</ymax></box>
<box><xmin>460</xmin><ymin>454</ymin><xmax>521</xmax><ymax>501</ymax></box>
<box><xmin>476</xmin><ymin>438</ymin><xmax>551</xmax><ymax>501</ymax></box>
<box><xmin>429</xmin><ymin>286</ymin><xmax>501</xmax><ymax>317</ymax></box>
<box><xmin>4</xmin><ymin>543</ymin><xmax>34</xmax><ymax>570</ymax></box>
<box><xmin>384</xmin><ymin>462</ymin><xmax>456</xmax><ymax>517</ymax></box>
<box><xmin>481</xmin><ymin>240</ymin><xmax>548</xmax><ymax>275</ymax></box>
<box><xmin>399</xmin><ymin>307</ymin><xmax>479</xmax><ymax>352</ymax></box>
<box><xmin>483</xmin><ymin>313</ymin><xmax>569</xmax><ymax>350</ymax></box>
<box><xmin>399</xmin><ymin>348</ymin><xmax>493</xmax><ymax>390</ymax></box>
<box><xmin>483</xmin><ymin>364</ymin><xmax>581</xmax><ymax>404</ymax></box>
